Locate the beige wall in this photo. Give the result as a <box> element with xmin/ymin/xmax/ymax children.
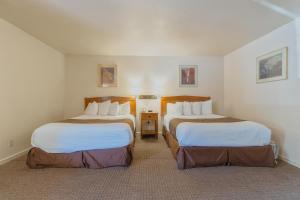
<box><xmin>65</xmin><ymin>55</ymin><xmax>224</xmax><ymax>131</ymax></box>
<box><xmin>0</xmin><ymin>18</ymin><xmax>65</xmax><ymax>163</ymax></box>
<box><xmin>224</xmin><ymin>21</ymin><xmax>300</xmax><ymax>167</ymax></box>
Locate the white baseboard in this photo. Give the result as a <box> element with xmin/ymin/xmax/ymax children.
<box><xmin>0</xmin><ymin>147</ymin><xmax>31</xmax><ymax>165</ymax></box>
<box><xmin>279</xmin><ymin>154</ymin><xmax>300</xmax><ymax>168</ymax></box>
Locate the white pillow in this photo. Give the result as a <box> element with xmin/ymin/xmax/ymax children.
<box><xmin>183</xmin><ymin>101</ymin><xmax>192</xmax><ymax>115</ymax></box>
<box><xmin>108</xmin><ymin>102</ymin><xmax>119</xmax><ymax>116</ymax></box>
<box><xmin>84</xmin><ymin>101</ymin><xmax>98</xmax><ymax>115</ymax></box>
<box><xmin>167</xmin><ymin>102</ymin><xmax>183</xmax><ymax>115</ymax></box>
<box><xmin>192</xmin><ymin>102</ymin><xmax>202</xmax><ymax>115</ymax></box>
<box><xmin>202</xmin><ymin>100</ymin><xmax>212</xmax><ymax>114</ymax></box>
<box><xmin>119</xmin><ymin>102</ymin><xmax>130</xmax><ymax>115</ymax></box>
<box><xmin>98</xmin><ymin>100</ymin><xmax>111</xmax><ymax>115</ymax></box>
<box><xmin>167</xmin><ymin>103</ymin><xmax>176</xmax><ymax>115</ymax></box>
<box><xmin>175</xmin><ymin>102</ymin><xmax>183</xmax><ymax>115</ymax></box>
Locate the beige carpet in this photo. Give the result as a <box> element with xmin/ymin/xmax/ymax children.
<box><xmin>1</xmin><ymin>135</ymin><xmax>300</xmax><ymax>200</ymax></box>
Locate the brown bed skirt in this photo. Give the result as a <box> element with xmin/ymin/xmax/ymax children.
<box><xmin>27</xmin><ymin>145</ymin><xmax>133</xmax><ymax>169</ymax></box>
<box><xmin>163</xmin><ymin>127</ymin><xmax>276</xmax><ymax>169</ymax></box>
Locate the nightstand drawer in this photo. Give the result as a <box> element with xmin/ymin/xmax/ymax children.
<box><xmin>141</xmin><ymin>113</ymin><xmax>158</xmax><ymax>120</ymax></box>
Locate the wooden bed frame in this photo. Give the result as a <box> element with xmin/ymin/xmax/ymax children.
<box><xmin>161</xmin><ymin>95</ymin><xmax>275</xmax><ymax>169</ymax></box>
<box><xmin>85</xmin><ymin>96</ymin><xmax>136</xmax><ymax>116</ymax></box>
<box><xmin>27</xmin><ymin>96</ymin><xmax>136</xmax><ymax>169</ymax></box>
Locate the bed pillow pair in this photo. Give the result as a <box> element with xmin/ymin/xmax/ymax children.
<box><xmin>167</xmin><ymin>102</ymin><xmax>193</xmax><ymax>115</ymax></box>
<box><xmin>84</xmin><ymin>101</ymin><xmax>109</xmax><ymax>115</ymax></box>
<box><xmin>189</xmin><ymin>100</ymin><xmax>212</xmax><ymax>115</ymax></box>
<box><xmin>183</xmin><ymin>101</ymin><xmax>203</xmax><ymax>115</ymax></box>
<box><xmin>191</xmin><ymin>100</ymin><xmax>212</xmax><ymax>115</ymax></box>
<box><xmin>103</xmin><ymin>101</ymin><xmax>130</xmax><ymax>115</ymax></box>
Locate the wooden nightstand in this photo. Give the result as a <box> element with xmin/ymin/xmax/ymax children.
<box><xmin>141</xmin><ymin>112</ymin><xmax>158</xmax><ymax>139</ymax></box>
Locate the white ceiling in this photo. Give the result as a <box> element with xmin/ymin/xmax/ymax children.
<box><xmin>0</xmin><ymin>0</ymin><xmax>296</xmax><ymax>56</ymax></box>
<box><xmin>263</xmin><ymin>0</ymin><xmax>300</xmax><ymax>17</ymax></box>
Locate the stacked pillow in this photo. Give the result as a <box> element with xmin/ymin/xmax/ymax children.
<box><xmin>84</xmin><ymin>101</ymin><xmax>98</xmax><ymax>115</ymax></box>
<box><xmin>98</xmin><ymin>100</ymin><xmax>111</xmax><ymax>115</ymax></box>
<box><xmin>166</xmin><ymin>100</ymin><xmax>212</xmax><ymax>115</ymax></box>
<box><xmin>108</xmin><ymin>102</ymin><xmax>119</xmax><ymax>115</ymax></box>
<box><xmin>84</xmin><ymin>101</ymin><xmax>131</xmax><ymax>116</ymax></box>
<box><xmin>119</xmin><ymin>101</ymin><xmax>131</xmax><ymax>115</ymax></box>
<box><xmin>191</xmin><ymin>102</ymin><xmax>201</xmax><ymax>115</ymax></box>
<box><xmin>183</xmin><ymin>101</ymin><xmax>192</xmax><ymax>115</ymax></box>
<box><xmin>201</xmin><ymin>100</ymin><xmax>213</xmax><ymax>115</ymax></box>
<box><xmin>167</xmin><ymin>102</ymin><xmax>183</xmax><ymax>115</ymax></box>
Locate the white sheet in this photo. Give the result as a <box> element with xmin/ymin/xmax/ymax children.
<box><xmin>163</xmin><ymin>114</ymin><xmax>271</xmax><ymax>147</ymax></box>
<box><xmin>31</xmin><ymin>114</ymin><xmax>135</xmax><ymax>153</ymax></box>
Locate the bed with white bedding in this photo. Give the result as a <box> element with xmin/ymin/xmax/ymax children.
<box><xmin>31</xmin><ymin>114</ymin><xmax>135</xmax><ymax>153</ymax></box>
<box><xmin>163</xmin><ymin>114</ymin><xmax>271</xmax><ymax>147</ymax></box>
<box><xmin>27</xmin><ymin>96</ymin><xmax>136</xmax><ymax>169</ymax></box>
<box><xmin>161</xmin><ymin>96</ymin><xmax>277</xmax><ymax>169</ymax></box>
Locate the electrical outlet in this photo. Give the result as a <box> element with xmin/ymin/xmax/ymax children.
<box><xmin>8</xmin><ymin>139</ymin><xmax>14</xmax><ymax>148</ymax></box>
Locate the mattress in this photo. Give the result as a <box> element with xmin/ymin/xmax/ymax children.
<box><xmin>31</xmin><ymin>114</ymin><xmax>135</xmax><ymax>153</ymax></box>
<box><xmin>163</xmin><ymin>114</ymin><xmax>271</xmax><ymax>147</ymax></box>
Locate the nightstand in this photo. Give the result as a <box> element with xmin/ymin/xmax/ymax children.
<box><xmin>140</xmin><ymin>112</ymin><xmax>158</xmax><ymax>139</ymax></box>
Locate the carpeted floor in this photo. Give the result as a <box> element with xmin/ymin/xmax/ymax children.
<box><xmin>1</xmin><ymin>135</ymin><xmax>300</xmax><ymax>200</ymax></box>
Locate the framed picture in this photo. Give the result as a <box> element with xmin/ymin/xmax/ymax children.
<box><xmin>256</xmin><ymin>47</ymin><xmax>288</xmax><ymax>83</ymax></box>
<box><xmin>179</xmin><ymin>65</ymin><xmax>198</xmax><ymax>87</ymax></box>
<box><xmin>98</xmin><ymin>64</ymin><xmax>118</xmax><ymax>87</ymax></box>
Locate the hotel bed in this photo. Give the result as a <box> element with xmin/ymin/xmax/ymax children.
<box><xmin>27</xmin><ymin>96</ymin><xmax>136</xmax><ymax>169</ymax></box>
<box><xmin>161</xmin><ymin>96</ymin><xmax>278</xmax><ymax>169</ymax></box>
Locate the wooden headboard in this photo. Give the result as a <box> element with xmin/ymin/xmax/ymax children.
<box><xmin>161</xmin><ymin>96</ymin><xmax>210</xmax><ymax>116</ymax></box>
<box><xmin>84</xmin><ymin>96</ymin><xmax>137</xmax><ymax>116</ymax></box>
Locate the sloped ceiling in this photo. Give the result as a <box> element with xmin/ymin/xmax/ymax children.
<box><xmin>0</xmin><ymin>0</ymin><xmax>295</xmax><ymax>56</ymax></box>
<box><xmin>264</xmin><ymin>0</ymin><xmax>300</xmax><ymax>17</ymax></box>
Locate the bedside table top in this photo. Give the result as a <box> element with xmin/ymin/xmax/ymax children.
<box><xmin>141</xmin><ymin>112</ymin><xmax>158</xmax><ymax>120</ymax></box>
<box><xmin>141</xmin><ymin>112</ymin><xmax>158</xmax><ymax>115</ymax></box>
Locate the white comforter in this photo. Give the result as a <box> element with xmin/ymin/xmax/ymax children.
<box><xmin>164</xmin><ymin>114</ymin><xmax>271</xmax><ymax>147</ymax></box>
<box><xmin>31</xmin><ymin>114</ymin><xmax>135</xmax><ymax>153</ymax></box>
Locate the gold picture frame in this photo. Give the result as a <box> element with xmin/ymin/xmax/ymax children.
<box><xmin>256</xmin><ymin>47</ymin><xmax>288</xmax><ymax>83</ymax></box>
<box><xmin>98</xmin><ymin>64</ymin><xmax>118</xmax><ymax>87</ymax></box>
